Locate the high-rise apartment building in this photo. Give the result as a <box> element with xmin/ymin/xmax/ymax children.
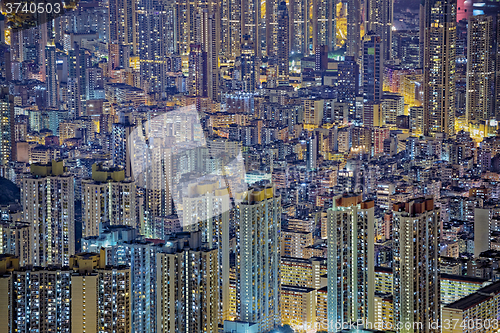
<box><xmin>70</xmin><ymin>252</ymin><xmax>131</xmax><ymax>333</ymax></box>
<box><xmin>303</xmin><ymin>99</ymin><xmax>325</xmax><ymax>127</ymax></box>
<box><xmin>363</xmin><ymin>34</ymin><xmax>383</xmax><ymax>103</ymax></box>
<box><xmin>188</xmin><ymin>43</ymin><xmax>207</xmax><ymax>97</ymax></box>
<box><xmin>381</xmin><ymin>93</ymin><xmax>405</xmax><ymax>124</ymax></box>
<box><xmin>266</xmin><ymin>0</ymin><xmax>279</xmax><ymax>57</ymax></box>
<box><xmin>45</xmin><ymin>45</ymin><xmax>58</xmax><ymax>108</ymax></box>
<box><xmin>236</xmin><ymin>186</ymin><xmax>281</xmax><ymax>332</ymax></box>
<box><xmin>277</xmin><ymin>2</ymin><xmax>290</xmax><ymax>80</ymax></box>
<box><xmin>111</xmin><ymin>120</ymin><xmax>134</xmax><ymax>177</ymax></box>
<box><xmin>327</xmin><ymin>194</ymin><xmax>375</xmax><ymax>329</ymax></box>
<box><xmin>346</xmin><ymin>0</ymin><xmax>363</xmax><ymax>61</ymax></box>
<box><xmin>495</xmin><ymin>14</ymin><xmax>500</xmax><ymax>120</ymax></box>
<box><xmin>314</xmin><ymin>0</ymin><xmax>336</xmax><ymax>52</ymax></box>
<box><xmin>220</xmin><ymin>0</ymin><xmax>242</xmax><ymax>57</ymax></box>
<box><xmin>156</xmin><ymin>233</ymin><xmax>219</xmax><ymax>333</ymax></box>
<box><xmin>392</xmin><ymin>197</ymin><xmax>440</xmax><ymax>333</ymax></box>
<box><xmin>280</xmin><ymin>256</ymin><xmax>326</xmax><ymax>289</ymax></box>
<box><xmin>82</xmin><ymin>165</ymin><xmax>136</xmax><ymax>237</ymax></box>
<box><xmin>466</xmin><ymin>15</ymin><xmax>495</xmax><ymax>123</ymax></box>
<box><xmin>289</xmin><ymin>0</ymin><xmax>310</xmax><ymax>54</ymax></box>
<box><xmin>281</xmin><ymin>285</ymin><xmax>317</xmax><ymax>332</ymax></box>
<box><xmin>137</xmin><ymin>0</ymin><xmax>171</xmax><ymax>94</ymax></box>
<box><xmin>204</xmin><ymin>9</ymin><xmax>220</xmax><ymax>102</ymax></box>
<box><xmin>0</xmin><ymin>254</ymin><xmax>72</xmax><ymax>333</ymax></box>
<box><xmin>242</xmin><ymin>0</ymin><xmax>261</xmax><ymax>59</ymax></box>
<box><xmin>108</xmin><ymin>0</ymin><xmax>138</xmax><ymax>70</ymax></box>
<box><xmin>0</xmin><ymin>251</ymin><xmax>131</xmax><ymax>333</ymax></box>
<box><xmin>180</xmin><ymin>181</ymin><xmax>231</xmax><ymax>322</ymax></box>
<box><xmin>0</xmin><ymin>87</ymin><xmax>15</xmax><ymax>165</ymax></box>
<box><xmin>83</xmin><ymin>230</ymin><xmax>160</xmax><ymax>333</ymax></box>
<box><xmin>366</xmin><ymin>0</ymin><xmax>393</xmax><ymax>60</ymax></box>
<box><xmin>21</xmin><ymin>161</ymin><xmax>75</xmax><ymax>267</ymax></box>
<box><xmin>422</xmin><ymin>0</ymin><xmax>457</xmax><ymax>137</ymax></box>
<box><xmin>0</xmin><ymin>221</ymin><xmax>30</xmax><ymax>266</ymax></box>
<box><xmin>440</xmin><ymin>274</ymin><xmax>489</xmax><ymax>306</ymax></box>
<box><xmin>240</xmin><ymin>35</ymin><xmax>257</xmax><ymax>92</ymax></box>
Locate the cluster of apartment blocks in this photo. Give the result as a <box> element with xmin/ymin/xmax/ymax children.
<box><xmin>4</xmin><ymin>160</ymin><xmax>500</xmax><ymax>332</ymax></box>
<box><xmin>0</xmin><ymin>231</ymin><xmax>222</xmax><ymax>333</ymax></box>
<box><xmin>0</xmin><ymin>251</ymin><xmax>130</xmax><ymax>333</ymax></box>
<box><xmin>0</xmin><ymin>180</ymin><xmax>283</xmax><ymax>333</ymax></box>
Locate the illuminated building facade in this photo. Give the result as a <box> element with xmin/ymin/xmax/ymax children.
<box><xmin>108</xmin><ymin>0</ymin><xmax>138</xmax><ymax>70</ymax></box>
<box><xmin>466</xmin><ymin>15</ymin><xmax>495</xmax><ymax>123</ymax></box>
<box><xmin>442</xmin><ymin>281</ymin><xmax>500</xmax><ymax>333</ymax></box>
<box><xmin>393</xmin><ymin>197</ymin><xmax>440</xmax><ymax>333</ymax></box>
<box><xmin>156</xmin><ymin>234</ymin><xmax>219</xmax><ymax>332</ymax></box>
<box><xmin>327</xmin><ymin>194</ymin><xmax>375</xmax><ymax>329</ymax></box>
<box><xmin>277</xmin><ymin>2</ymin><xmax>290</xmax><ymax>80</ymax></box>
<box><xmin>422</xmin><ymin>0</ymin><xmax>456</xmax><ymax>137</ymax></box>
<box><xmin>21</xmin><ymin>161</ymin><xmax>75</xmax><ymax>267</ymax></box>
<box><xmin>366</xmin><ymin>0</ymin><xmax>393</xmax><ymax>60</ymax></box>
<box><xmin>236</xmin><ymin>186</ymin><xmax>281</xmax><ymax>332</ymax></box>
<box><xmin>82</xmin><ymin>166</ymin><xmax>136</xmax><ymax>237</ymax></box>
<box><xmin>280</xmin><ymin>285</ymin><xmax>316</xmax><ymax>332</ymax></box>
<box><xmin>70</xmin><ymin>252</ymin><xmax>131</xmax><ymax>333</ymax></box>
<box><xmin>280</xmin><ymin>256</ymin><xmax>326</xmax><ymax>289</ymax></box>
<box><xmin>440</xmin><ymin>274</ymin><xmax>489</xmax><ymax>306</ymax></box>
<box><xmin>0</xmin><ymin>255</ymin><xmax>72</xmax><ymax>333</ymax></box>
<box><xmin>0</xmin><ymin>87</ymin><xmax>14</xmax><ymax>165</ymax></box>
<box><xmin>363</xmin><ymin>34</ymin><xmax>383</xmax><ymax>103</ymax></box>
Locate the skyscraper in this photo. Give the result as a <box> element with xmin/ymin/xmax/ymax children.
<box><xmin>85</xmin><ymin>67</ymin><xmax>104</xmax><ymax>100</ymax></box>
<box><xmin>315</xmin><ymin>0</ymin><xmax>336</xmax><ymax>52</ymax></box>
<box><xmin>67</xmin><ymin>48</ymin><xmax>80</xmax><ymax>119</ymax></box>
<box><xmin>181</xmin><ymin>182</ymin><xmax>231</xmax><ymax>323</ymax></box>
<box><xmin>327</xmin><ymin>194</ymin><xmax>375</xmax><ymax>329</ymax></box>
<box><xmin>0</xmin><ymin>87</ymin><xmax>15</xmax><ymax>165</ymax></box>
<box><xmin>236</xmin><ymin>186</ymin><xmax>281</xmax><ymax>332</ymax></box>
<box><xmin>137</xmin><ymin>0</ymin><xmax>170</xmax><ymax>94</ymax></box>
<box><xmin>366</xmin><ymin>0</ymin><xmax>393</xmax><ymax>60</ymax></box>
<box><xmin>495</xmin><ymin>14</ymin><xmax>500</xmax><ymax>119</ymax></box>
<box><xmin>108</xmin><ymin>0</ymin><xmax>138</xmax><ymax>70</ymax></box>
<box><xmin>422</xmin><ymin>0</ymin><xmax>457</xmax><ymax>137</ymax></box>
<box><xmin>188</xmin><ymin>43</ymin><xmax>207</xmax><ymax>97</ymax></box>
<box><xmin>277</xmin><ymin>2</ymin><xmax>290</xmax><ymax>80</ymax></box>
<box><xmin>82</xmin><ymin>165</ymin><xmax>136</xmax><ymax>237</ymax></box>
<box><xmin>466</xmin><ymin>15</ymin><xmax>495</xmax><ymax>123</ymax></box>
<box><xmin>205</xmin><ymin>9</ymin><xmax>220</xmax><ymax>101</ymax></box>
<box><xmin>0</xmin><ymin>254</ymin><xmax>72</xmax><ymax>333</ymax></box>
<box><xmin>111</xmin><ymin>120</ymin><xmax>134</xmax><ymax>177</ymax></box>
<box><xmin>289</xmin><ymin>0</ymin><xmax>310</xmax><ymax>54</ymax></box>
<box><xmin>392</xmin><ymin>30</ymin><xmax>420</xmax><ymax>68</ymax></box>
<box><xmin>363</xmin><ymin>34</ymin><xmax>383</xmax><ymax>102</ymax></box>
<box><xmin>156</xmin><ymin>233</ymin><xmax>219</xmax><ymax>333</ymax></box>
<box><xmin>240</xmin><ymin>35</ymin><xmax>257</xmax><ymax>92</ymax></box>
<box><xmin>392</xmin><ymin>197</ymin><xmax>440</xmax><ymax>333</ymax></box>
<box><xmin>220</xmin><ymin>0</ymin><xmax>242</xmax><ymax>57</ymax></box>
<box><xmin>21</xmin><ymin>161</ymin><xmax>75</xmax><ymax>267</ymax></box>
<box><xmin>45</xmin><ymin>45</ymin><xmax>58</xmax><ymax>108</ymax></box>
<box><xmin>306</xmin><ymin>135</ymin><xmax>317</xmax><ymax>171</ymax></box>
<box><xmin>266</xmin><ymin>0</ymin><xmax>279</xmax><ymax>57</ymax></box>
<box><xmin>70</xmin><ymin>252</ymin><xmax>131</xmax><ymax>333</ymax></box>
<box><xmin>0</xmin><ymin>221</ymin><xmax>30</xmax><ymax>267</ymax></box>
<box><xmin>83</xmin><ymin>231</ymin><xmax>160</xmax><ymax>333</ymax></box>
<box><xmin>242</xmin><ymin>0</ymin><xmax>261</xmax><ymax>58</ymax></box>
<box><xmin>346</xmin><ymin>0</ymin><xmax>363</xmax><ymax>61</ymax></box>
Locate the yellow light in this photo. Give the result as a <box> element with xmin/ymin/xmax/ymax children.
<box><xmin>5</xmin><ymin>29</ymin><xmax>10</xmax><ymax>45</ymax></box>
